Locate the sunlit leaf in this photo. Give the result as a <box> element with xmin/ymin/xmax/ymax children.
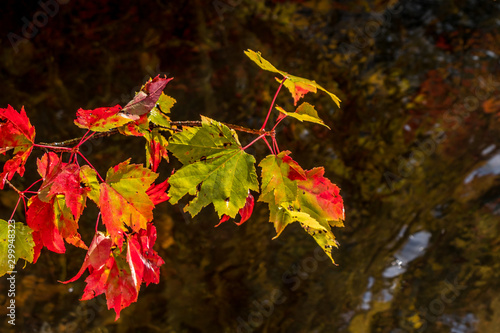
<box><xmin>259</xmin><ymin>151</ymin><xmax>344</xmax><ymax>264</ymax></box>
<box><xmin>167</xmin><ymin>116</ymin><xmax>259</xmax><ymax>218</ymax></box>
<box><xmin>145</xmin><ymin>128</ymin><xmax>169</xmax><ymax>172</ymax></box>
<box><xmin>275</xmin><ymin>102</ymin><xmax>331</xmax><ymax>129</ymax></box>
<box><xmin>0</xmin><ymin>219</ymin><xmax>35</xmax><ymax>277</ymax></box>
<box><xmin>99</xmin><ymin>160</ymin><xmax>158</xmax><ymax>240</ymax></box>
<box><xmin>244</xmin><ymin>49</ymin><xmax>341</xmax><ymax>107</ymax></box>
<box><xmin>74</xmin><ymin>105</ymin><xmax>132</xmax><ymax>132</ymax></box>
<box><xmin>148</xmin><ymin>93</ymin><xmax>175</xmax><ymax>127</ymax></box>
<box><xmin>0</xmin><ymin>105</ymin><xmax>35</xmax><ymax>189</ymax></box>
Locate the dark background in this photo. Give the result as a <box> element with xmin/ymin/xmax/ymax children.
<box><xmin>1</xmin><ymin>0</ymin><xmax>500</xmax><ymax>332</ymax></box>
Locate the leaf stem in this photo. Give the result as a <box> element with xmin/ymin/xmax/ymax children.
<box><xmin>260</xmin><ymin>77</ymin><xmax>287</xmax><ymax>131</ymax></box>
<box><xmin>33</xmin><ymin>143</ymin><xmax>73</xmax><ymax>152</ymax></box>
<box><xmin>77</xmin><ymin>152</ymin><xmax>104</xmax><ymax>182</ymax></box>
<box><xmin>242</xmin><ymin>133</ymin><xmax>267</xmax><ymax>151</ymax></box>
<box><xmin>272</xmin><ymin>137</ymin><xmax>280</xmax><ymax>154</ymax></box>
<box><xmin>262</xmin><ymin>137</ymin><xmax>275</xmax><ymax>154</ymax></box>
<box><xmin>272</xmin><ymin>114</ymin><xmax>286</xmax><ymax>131</ymax></box>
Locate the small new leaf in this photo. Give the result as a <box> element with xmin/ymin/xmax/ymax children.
<box><xmin>244</xmin><ymin>49</ymin><xmax>341</xmax><ymax>107</ymax></box>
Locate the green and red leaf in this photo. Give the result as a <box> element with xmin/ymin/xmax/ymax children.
<box><xmin>99</xmin><ymin>160</ymin><xmax>158</xmax><ymax>241</ymax></box>
<box><xmin>259</xmin><ymin>151</ymin><xmax>344</xmax><ymax>264</ymax></box>
<box><xmin>244</xmin><ymin>49</ymin><xmax>341</xmax><ymax>107</ymax></box>
<box><xmin>75</xmin><ymin>105</ymin><xmax>132</xmax><ymax>132</ymax></box>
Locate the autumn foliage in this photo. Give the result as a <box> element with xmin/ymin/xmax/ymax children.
<box><xmin>0</xmin><ymin>50</ymin><xmax>344</xmax><ymax>319</ymax></box>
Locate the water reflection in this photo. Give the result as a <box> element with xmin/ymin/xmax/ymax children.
<box><xmin>383</xmin><ymin>231</ymin><xmax>432</xmax><ymax>279</ymax></box>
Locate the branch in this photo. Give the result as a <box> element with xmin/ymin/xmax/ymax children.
<box><xmin>36</xmin><ymin>121</ymin><xmax>275</xmax><ymax>148</ymax></box>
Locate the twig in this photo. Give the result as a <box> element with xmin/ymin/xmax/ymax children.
<box><xmin>36</xmin><ymin>121</ymin><xmax>275</xmax><ymax>148</ymax></box>
<box><xmin>5</xmin><ymin>179</ymin><xmax>24</xmax><ymax>196</ymax></box>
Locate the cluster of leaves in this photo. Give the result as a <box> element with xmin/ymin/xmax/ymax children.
<box><xmin>0</xmin><ymin>50</ymin><xmax>344</xmax><ymax>319</ymax></box>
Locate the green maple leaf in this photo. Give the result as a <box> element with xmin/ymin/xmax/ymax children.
<box><xmin>0</xmin><ymin>219</ymin><xmax>35</xmax><ymax>277</ymax></box>
<box><xmin>167</xmin><ymin>116</ymin><xmax>259</xmax><ymax>218</ymax></box>
<box><xmin>80</xmin><ymin>165</ymin><xmax>100</xmax><ymax>204</ymax></box>
<box><xmin>259</xmin><ymin>151</ymin><xmax>304</xmax><ymax>205</ymax></box>
<box><xmin>244</xmin><ymin>49</ymin><xmax>341</xmax><ymax>107</ymax></box>
<box><xmin>275</xmin><ymin>102</ymin><xmax>331</xmax><ymax>129</ymax></box>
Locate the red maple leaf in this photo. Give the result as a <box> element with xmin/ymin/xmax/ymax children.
<box><xmin>64</xmin><ymin>225</ymin><xmax>164</xmax><ymax>320</ymax></box>
<box><xmin>146</xmin><ymin>178</ymin><xmax>170</xmax><ymax>205</ymax></box>
<box><xmin>126</xmin><ymin>224</ymin><xmax>164</xmax><ymax>286</ymax></box>
<box><xmin>74</xmin><ymin>104</ymin><xmax>132</xmax><ymax>132</ymax></box>
<box><xmin>80</xmin><ymin>252</ymin><xmax>138</xmax><ymax>320</ymax></box>
<box><xmin>61</xmin><ymin>232</ymin><xmax>113</xmax><ymax>284</ymax></box>
<box><xmin>146</xmin><ymin>131</ymin><xmax>169</xmax><ymax>172</ymax></box>
<box><xmin>0</xmin><ymin>105</ymin><xmax>36</xmax><ymax>189</ymax></box>
<box><xmin>26</xmin><ymin>195</ymin><xmax>87</xmax><ymax>253</ymax></box>
<box><xmin>26</xmin><ymin>153</ymin><xmax>89</xmax><ymax>254</ymax></box>
<box><xmin>37</xmin><ymin>152</ymin><xmax>87</xmax><ymax>220</ymax></box>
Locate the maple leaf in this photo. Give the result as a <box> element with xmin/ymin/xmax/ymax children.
<box><xmin>297</xmin><ymin>168</ymin><xmax>345</xmax><ymax>226</ymax></box>
<box><xmin>80</xmin><ymin>248</ymin><xmax>138</xmax><ymax>320</ymax></box>
<box><xmin>259</xmin><ymin>151</ymin><xmax>305</xmax><ymax>205</ymax></box>
<box><xmin>0</xmin><ymin>219</ymin><xmax>35</xmax><ymax>277</ymax></box>
<box><xmin>144</xmin><ymin>129</ymin><xmax>169</xmax><ymax>172</ymax></box>
<box><xmin>37</xmin><ymin>152</ymin><xmax>87</xmax><ymax>220</ymax></box>
<box><xmin>99</xmin><ymin>160</ymin><xmax>158</xmax><ymax>241</ymax></box>
<box><xmin>27</xmin><ymin>195</ymin><xmax>88</xmax><ymax>253</ymax></box>
<box><xmin>26</xmin><ymin>153</ymin><xmax>91</xmax><ymax>254</ymax></box>
<box><xmin>244</xmin><ymin>49</ymin><xmax>341</xmax><ymax>107</ymax></box>
<box><xmin>259</xmin><ymin>151</ymin><xmax>344</xmax><ymax>264</ymax></box>
<box><xmin>80</xmin><ymin>165</ymin><xmax>100</xmax><ymax>204</ymax></box>
<box><xmin>64</xmin><ymin>225</ymin><xmax>164</xmax><ymax>320</ymax></box>
<box><xmin>167</xmin><ymin>116</ymin><xmax>259</xmax><ymax>218</ymax></box>
<box><xmin>118</xmin><ymin>114</ymin><xmax>149</xmax><ymax>137</ymax></box>
<box><xmin>275</xmin><ymin>102</ymin><xmax>331</xmax><ymax>129</ymax></box>
<box><xmin>126</xmin><ymin>224</ymin><xmax>164</xmax><ymax>286</ymax></box>
<box><xmin>74</xmin><ymin>105</ymin><xmax>133</xmax><ymax>132</ymax></box>
<box><xmin>0</xmin><ymin>105</ymin><xmax>36</xmax><ymax>189</ymax></box>
<box><xmin>61</xmin><ymin>232</ymin><xmax>113</xmax><ymax>283</ymax></box>
<box><xmin>121</xmin><ymin>75</ymin><xmax>173</xmax><ymax>116</ymax></box>
<box><xmin>146</xmin><ymin>178</ymin><xmax>170</xmax><ymax>205</ymax></box>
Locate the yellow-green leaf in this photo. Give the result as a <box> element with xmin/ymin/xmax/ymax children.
<box><xmin>0</xmin><ymin>219</ymin><xmax>35</xmax><ymax>277</ymax></box>
<box><xmin>167</xmin><ymin>116</ymin><xmax>259</xmax><ymax>218</ymax></box>
<box><xmin>244</xmin><ymin>49</ymin><xmax>341</xmax><ymax>107</ymax></box>
<box><xmin>276</xmin><ymin>103</ymin><xmax>331</xmax><ymax>129</ymax></box>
